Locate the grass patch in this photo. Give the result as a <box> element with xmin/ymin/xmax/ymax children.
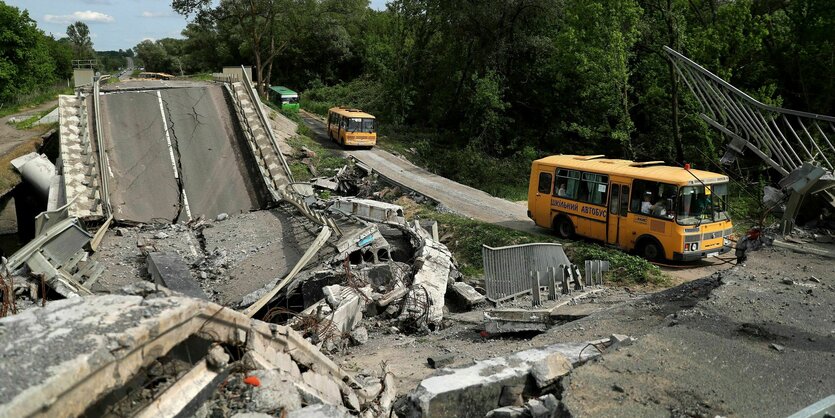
<box><xmin>131</xmin><ymin>69</ymin><xmax>141</xmax><ymax>78</ymax></box>
<box><xmin>185</xmin><ymin>72</ymin><xmax>214</xmax><ymax>81</ymax></box>
<box><xmin>286</xmin><ymin>134</ymin><xmax>347</xmax><ymax>181</ymax></box>
<box><xmin>0</xmin><ymin>87</ymin><xmax>71</xmax><ymax>119</ymax></box>
<box><xmin>105</xmin><ymin>77</ymin><xmax>120</xmax><ymax>84</ymax></box>
<box><xmin>0</xmin><ymin>138</ymin><xmax>43</xmax><ymax>195</ymax></box>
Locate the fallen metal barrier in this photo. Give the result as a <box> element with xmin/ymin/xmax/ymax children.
<box><xmin>483</xmin><ymin>243</ymin><xmax>570</xmax><ymax>302</ymax></box>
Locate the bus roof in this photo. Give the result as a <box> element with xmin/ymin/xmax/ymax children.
<box><xmin>270</xmin><ymin>86</ymin><xmax>297</xmax><ymax>96</ymax></box>
<box><xmin>329</xmin><ymin>107</ymin><xmax>375</xmax><ymax>119</ymax></box>
<box><xmin>534</xmin><ymin>155</ymin><xmax>729</xmax><ymax>186</ymax></box>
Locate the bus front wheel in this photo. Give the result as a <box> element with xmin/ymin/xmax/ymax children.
<box><xmin>639</xmin><ymin>239</ymin><xmax>664</xmax><ymax>261</ymax></box>
<box><xmin>555</xmin><ymin>216</ymin><xmax>575</xmax><ymax>239</ymax></box>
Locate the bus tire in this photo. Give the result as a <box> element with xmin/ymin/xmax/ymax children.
<box><xmin>554</xmin><ymin>216</ymin><xmax>575</xmax><ymax>239</ymax></box>
<box><xmin>637</xmin><ymin>237</ymin><xmax>664</xmax><ymax>261</ymax></box>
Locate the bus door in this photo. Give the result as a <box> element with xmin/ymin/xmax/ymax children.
<box><xmin>607</xmin><ymin>183</ymin><xmax>630</xmax><ymax>246</ymax></box>
<box><xmin>533</xmin><ymin>168</ymin><xmax>554</xmax><ymax>228</ymax></box>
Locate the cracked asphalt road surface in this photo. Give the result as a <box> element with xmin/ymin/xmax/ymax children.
<box><xmin>98</xmin><ymin>83</ymin><xmax>271</xmax><ymax>223</ymax></box>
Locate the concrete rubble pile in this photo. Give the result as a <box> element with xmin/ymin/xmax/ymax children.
<box><xmin>0</xmin><ymin>283</ymin><xmax>396</xmax><ymax>418</ymax></box>
<box><xmin>399</xmin><ymin>334</ymin><xmax>636</xmax><ymax>418</ymax></box>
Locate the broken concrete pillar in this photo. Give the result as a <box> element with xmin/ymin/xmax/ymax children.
<box><xmin>561</xmin><ymin>266</ymin><xmax>570</xmax><ymax>295</ymax></box>
<box><xmin>547</xmin><ymin>267</ymin><xmax>557</xmax><ymax>301</ymax></box>
<box><xmin>531</xmin><ymin>271</ymin><xmax>541</xmax><ymax>307</ymax></box>
<box><xmin>400</xmin><ymin>236</ymin><xmax>455</xmax><ymax>326</ymax></box>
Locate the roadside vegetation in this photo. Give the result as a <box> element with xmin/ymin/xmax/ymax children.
<box><xmin>9</xmin><ymin>106</ymin><xmax>57</xmax><ymax>130</ymax></box>
<box><xmin>0</xmin><ymin>138</ymin><xmax>42</xmax><ymax>195</ymax></box>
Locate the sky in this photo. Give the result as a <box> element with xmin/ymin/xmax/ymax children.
<box><xmin>6</xmin><ymin>0</ymin><xmax>389</xmax><ymax>51</ymax></box>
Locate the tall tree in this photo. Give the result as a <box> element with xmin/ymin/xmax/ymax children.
<box><xmin>172</xmin><ymin>0</ymin><xmax>287</xmax><ymax>96</ymax></box>
<box><xmin>0</xmin><ymin>3</ymin><xmax>57</xmax><ymax>104</ymax></box>
<box><xmin>66</xmin><ymin>21</ymin><xmax>94</xmax><ymax>60</ymax></box>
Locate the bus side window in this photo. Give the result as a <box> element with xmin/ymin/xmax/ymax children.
<box><xmin>556</xmin><ymin>169</ymin><xmax>580</xmax><ymax>199</ymax></box>
<box><xmin>620</xmin><ymin>185</ymin><xmax>629</xmax><ymax>215</ymax></box>
<box><xmin>609</xmin><ymin>184</ymin><xmax>620</xmax><ymax>215</ymax></box>
<box><xmin>537</xmin><ymin>172</ymin><xmax>552</xmax><ymax>194</ymax></box>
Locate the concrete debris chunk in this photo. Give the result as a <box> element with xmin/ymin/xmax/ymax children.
<box><xmin>206</xmin><ymin>345</ymin><xmax>230</xmax><ymax>370</ymax></box>
<box><xmin>301</xmin><ymin>371</ymin><xmax>343</xmax><ymax>405</ymax></box>
<box><xmin>608</xmin><ymin>334</ymin><xmax>636</xmax><ymax>350</ymax></box>
<box><xmin>399</xmin><ymin>232</ymin><xmax>456</xmax><ymax>326</ymax></box>
<box><xmin>485</xmin><ymin>406</ymin><xmax>527</xmax><ymax>418</ymax></box>
<box><xmin>350</xmin><ymin>326</ymin><xmax>369</xmax><ymax>345</ymax></box>
<box><xmin>404</xmin><ymin>340</ymin><xmax>604</xmax><ymax>417</ymax></box>
<box><xmin>287</xmin><ymin>403</ymin><xmax>352</xmax><ymax>418</ymax></box>
<box><xmin>215</xmin><ymin>212</ymin><xmax>229</xmax><ymax>221</ymax></box>
<box><xmin>450</xmin><ymin>281</ymin><xmax>485</xmax><ymax>307</ymax></box>
<box><xmin>427</xmin><ymin>354</ymin><xmax>454</xmax><ymax>369</ymax></box>
<box><xmin>526</xmin><ymin>398</ymin><xmax>551</xmax><ymax>418</ymax></box>
<box><xmin>248</xmin><ymin>370</ymin><xmax>303</xmax><ymax>414</ymax></box>
<box><xmin>147</xmin><ymin>252</ymin><xmax>209</xmax><ymax>300</ymax></box>
<box><xmin>530</xmin><ymin>352</ymin><xmax>573</xmax><ymax>388</ymax></box>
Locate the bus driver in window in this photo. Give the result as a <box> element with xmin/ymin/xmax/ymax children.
<box><xmin>557</xmin><ymin>183</ymin><xmax>567</xmax><ymax>196</ymax></box>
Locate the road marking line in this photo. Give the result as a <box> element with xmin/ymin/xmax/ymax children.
<box><xmin>157</xmin><ymin>90</ymin><xmax>192</xmax><ymax>221</ymax></box>
<box><xmin>157</xmin><ymin>91</ymin><xmax>179</xmax><ymax>180</ymax></box>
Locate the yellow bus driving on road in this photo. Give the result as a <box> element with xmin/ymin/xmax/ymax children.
<box><xmin>327</xmin><ymin>107</ymin><xmax>377</xmax><ymax>147</ymax></box>
<box><xmin>528</xmin><ymin>155</ymin><xmax>733</xmax><ymax>261</ymax></box>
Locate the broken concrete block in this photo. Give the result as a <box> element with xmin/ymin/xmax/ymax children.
<box><xmin>498</xmin><ymin>384</ymin><xmax>524</xmax><ymax>407</ymax></box>
<box><xmin>301</xmin><ymin>371</ymin><xmax>343</xmax><ymax>405</ymax></box>
<box><xmin>231</xmin><ymin>413</ymin><xmax>274</xmax><ymax>418</ymax></box>
<box><xmin>485</xmin><ymin>406</ymin><xmax>527</xmax><ymax>418</ymax></box>
<box><xmin>206</xmin><ymin>345</ymin><xmax>230</xmax><ymax>370</ymax></box>
<box><xmin>323</xmin><ymin>284</ymin><xmax>345</xmax><ymax>307</ymax></box>
<box><xmin>242</xmin><ymin>349</ymin><xmax>301</xmax><ymax>379</ymax></box>
<box><xmin>538</xmin><ymin>394</ymin><xmax>559</xmax><ymax>416</ymax></box>
<box><xmin>526</xmin><ymin>398</ymin><xmax>552</xmax><ymax>418</ymax></box>
<box><xmin>248</xmin><ymin>370</ymin><xmax>303</xmax><ymax>414</ymax></box>
<box><xmin>427</xmin><ymin>354</ymin><xmax>454</xmax><ymax>369</ymax></box>
<box><xmin>350</xmin><ymin>326</ymin><xmax>369</xmax><ymax>345</ymax></box>
<box><xmin>450</xmin><ymin>282</ymin><xmax>485</xmax><ymax>307</ymax></box>
<box><xmin>287</xmin><ymin>404</ymin><xmax>352</xmax><ymax>418</ymax></box>
<box><xmin>404</xmin><ymin>340</ymin><xmax>602</xmax><ymax>418</ymax></box>
<box><xmin>530</xmin><ymin>352</ymin><xmax>573</xmax><ymax>388</ymax></box>
<box><xmin>608</xmin><ymin>334</ymin><xmax>636</xmax><ymax>350</ymax></box>
<box><xmin>147</xmin><ymin>252</ymin><xmax>208</xmax><ymax>300</ymax></box>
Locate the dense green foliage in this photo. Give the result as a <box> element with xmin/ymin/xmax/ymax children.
<box><xmin>0</xmin><ymin>2</ymin><xmax>72</xmax><ymax>108</ymax></box>
<box><xmin>163</xmin><ymin>0</ymin><xmax>834</xmax><ymax>199</ymax></box>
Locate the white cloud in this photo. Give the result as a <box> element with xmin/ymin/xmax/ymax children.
<box><xmin>83</xmin><ymin>0</ymin><xmax>113</xmax><ymax>4</ymax></box>
<box><xmin>44</xmin><ymin>10</ymin><xmax>114</xmax><ymax>24</ymax></box>
<box><xmin>141</xmin><ymin>11</ymin><xmax>173</xmax><ymax>18</ymax></box>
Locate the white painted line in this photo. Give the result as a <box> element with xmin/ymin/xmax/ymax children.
<box><xmin>157</xmin><ymin>90</ymin><xmax>192</xmax><ymax>222</ymax></box>
<box><xmin>157</xmin><ymin>91</ymin><xmax>180</xmax><ymax>180</ymax></box>
<box><xmin>182</xmin><ymin>190</ymin><xmax>193</xmax><ymax>221</ymax></box>
<box><xmin>157</xmin><ymin>91</ymin><xmax>179</xmax><ymax>179</ymax></box>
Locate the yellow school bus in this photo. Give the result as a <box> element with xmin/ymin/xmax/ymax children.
<box><xmin>327</xmin><ymin>107</ymin><xmax>377</xmax><ymax>147</ymax></box>
<box><xmin>528</xmin><ymin>155</ymin><xmax>734</xmax><ymax>261</ymax></box>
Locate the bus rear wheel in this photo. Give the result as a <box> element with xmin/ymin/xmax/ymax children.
<box><xmin>555</xmin><ymin>216</ymin><xmax>575</xmax><ymax>239</ymax></box>
<box><xmin>639</xmin><ymin>240</ymin><xmax>663</xmax><ymax>261</ymax></box>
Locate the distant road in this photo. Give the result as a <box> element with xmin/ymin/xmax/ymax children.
<box><xmin>298</xmin><ymin>110</ymin><xmax>538</xmax><ymax>234</ymax></box>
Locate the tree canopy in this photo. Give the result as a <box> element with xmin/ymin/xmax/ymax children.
<box><xmin>158</xmin><ymin>0</ymin><xmax>834</xmax><ymax>172</ymax></box>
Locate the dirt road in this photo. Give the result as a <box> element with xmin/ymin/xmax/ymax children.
<box><xmin>299</xmin><ymin>111</ymin><xmax>539</xmax><ymax>234</ymax></box>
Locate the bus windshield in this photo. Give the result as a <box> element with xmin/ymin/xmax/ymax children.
<box><xmin>677</xmin><ymin>183</ymin><xmax>729</xmax><ymax>225</ymax></box>
<box><xmin>347</xmin><ymin>118</ymin><xmax>375</xmax><ymax>133</ymax></box>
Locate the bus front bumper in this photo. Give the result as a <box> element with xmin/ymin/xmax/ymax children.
<box><xmin>673</xmin><ymin>244</ymin><xmax>732</xmax><ymax>262</ymax></box>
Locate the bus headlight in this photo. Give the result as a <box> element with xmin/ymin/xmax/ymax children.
<box><xmin>684</xmin><ymin>242</ymin><xmax>699</xmax><ymax>252</ymax></box>
<box><xmin>724</xmin><ymin>238</ymin><xmax>730</xmax><ymax>247</ymax></box>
